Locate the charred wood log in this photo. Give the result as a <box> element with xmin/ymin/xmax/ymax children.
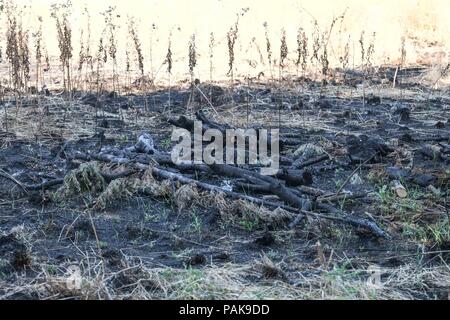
<box><xmin>269</xmin><ymin>180</ymin><xmax>312</xmax><ymax>211</ymax></box>
<box><xmin>275</xmin><ymin>169</ymin><xmax>313</xmax><ymax>187</ymax></box>
<box><xmin>169</xmin><ymin>111</ymin><xmax>300</xmax><ymax>152</ymax></box>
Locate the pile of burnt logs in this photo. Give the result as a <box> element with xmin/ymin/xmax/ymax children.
<box><xmin>62</xmin><ymin>112</ymin><xmax>388</xmax><ymax>238</ymax></box>
<box><xmin>2</xmin><ymin>111</ymin><xmax>392</xmax><ymax>239</ymax></box>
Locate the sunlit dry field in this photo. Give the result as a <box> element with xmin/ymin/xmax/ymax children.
<box><xmin>0</xmin><ymin>0</ymin><xmax>449</xmax><ymax>300</ymax></box>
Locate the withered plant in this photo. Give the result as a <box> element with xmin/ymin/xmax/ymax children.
<box><xmin>165</xmin><ymin>32</ymin><xmax>173</xmax><ymax>112</ymax></box>
<box><xmin>44</xmin><ymin>49</ymin><xmax>50</xmax><ymax>79</ymax></box>
<box><xmin>18</xmin><ymin>22</ymin><xmax>30</xmax><ymax>93</ymax></box>
<box><xmin>321</xmin><ymin>12</ymin><xmax>346</xmax><ymax>82</ymax></box>
<box><xmin>359</xmin><ymin>31</ymin><xmax>366</xmax><ymax>106</ymax></box>
<box><xmin>359</xmin><ymin>31</ymin><xmax>365</xmax><ymax>70</ymax></box>
<box><xmin>243</xmin><ymin>38</ymin><xmax>259</xmax><ymax>127</ymax></box>
<box><xmin>311</xmin><ymin>20</ymin><xmax>321</xmax><ymax>81</ymax></box>
<box><xmin>128</xmin><ymin>19</ymin><xmax>144</xmax><ymax>76</ymax></box>
<box><xmin>296</xmin><ymin>27</ymin><xmax>308</xmax><ymax>78</ymax></box>
<box><xmin>33</xmin><ymin>16</ymin><xmax>43</xmax><ymax>90</ymax></box>
<box><xmin>149</xmin><ymin>23</ymin><xmax>157</xmax><ymax>84</ymax></box>
<box><xmin>51</xmin><ymin>1</ymin><xmax>73</xmax><ymax>94</ymax></box>
<box><xmin>77</xmin><ymin>28</ymin><xmax>85</xmax><ymax>90</ymax></box>
<box><xmin>227</xmin><ymin>17</ymin><xmax>239</xmax><ymax>86</ymax></box>
<box><xmin>125</xmin><ymin>40</ymin><xmax>131</xmax><ymax>92</ymax></box>
<box><xmin>366</xmin><ymin>32</ymin><xmax>376</xmax><ymax>73</ymax></box>
<box><xmin>339</xmin><ymin>35</ymin><xmax>350</xmax><ymax>80</ymax></box>
<box><xmin>82</xmin><ymin>7</ymin><xmax>94</xmax><ymax>90</ymax></box>
<box><xmin>263</xmin><ymin>22</ymin><xmax>273</xmax><ymax>80</ymax></box>
<box><xmin>279</xmin><ymin>28</ymin><xmax>288</xmax><ymax>81</ymax></box>
<box><xmin>208</xmin><ymin>32</ymin><xmax>215</xmax><ymax>100</ymax></box>
<box><xmin>398</xmin><ymin>36</ymin><xmax>407</xmax><ymax>96</ymax></box>
<box><xmin>393</xmin><ymin>36</ymin><xmax>407</xmax><ymax>90</ymax></box>
<box><xmin>188</xmin><ymin>33</ymin><xmax>197</xmax><ymax>82</ymax></box>
<box><xmin>6</xmin><ymin>8</ymin><xmax>21</xmax><ymax>93</ymax></box>
<box><xmin>5</xmin><ymin>3</ymin><xmax>31</xmax><ymax>115</ymax></box>
<box><xmin>188</xmin><ymin>33</ymin><xmax>197</xmax><ymax>106</ymax></box>
<box><xmin>400</xmin><ymin>36</ymin><xmax>406</xmax><ymax>67</ymax></box>
<box><xmin>128</xmin><ymin>17</ymin><xmax>147</xmax><ymax>111</ymax></box>
<box><xmin>320</xmin><ymin>32</ymin><xmax>329</xmax><ymax>80</ymax></box>
<box><xmin>95</xmin><ymin>33</ymin><xmax>106</xmax><ymax>116</ymax></box>
<box><xmin>102</xmin><ymin>6</ymin><xmax>119</xmax><ymax>95</ymax></box>
<box><xmin>359</xmin><ymin>31</ymin><xmax>376</xmax><ymax>107</ymax></box>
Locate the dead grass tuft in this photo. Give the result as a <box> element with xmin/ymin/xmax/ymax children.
<box><xmin>293</xmin><ymin>143</ymin><xmax>326</xmax><ymax>160</ymax></box>
<box><xmin>54</xmin><ymin>161</ymin><xmax>106</xmax><ymax>199</ymax></box>
<box><xmin>174</xmin><ymin>183</ymin><xmax>199</xmax><ymax>213</ymax></box>
<box><xmin>217</xmin><ymin>199</ymin><xmax>293</xmax><ymax>230</ymax></box>
<box><xmin>257</xmin><ymin>253</ymin><xmax>286</xmax><ymax>280</ymax></box>
<box><xmin>93</xmin><ymin>177</ymin><xmax>134</xmax><ymax>211</ymax></box>
<box><xmin>139</xmin><ymin>169</ymin><xmax>173</xmax><ymax>198</ymax></box>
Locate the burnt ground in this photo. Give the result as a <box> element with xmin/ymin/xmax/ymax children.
<box><xmin>0</xmin><ymin>66</ymin><xmax>449</xmax><ymax>300</ymax></box>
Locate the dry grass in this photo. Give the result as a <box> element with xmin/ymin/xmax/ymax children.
<box><xmin>55</xmin><ymin>162</ymin><xmax>106</xmax><ymax>199</ymax></box>
<box><xmin>1</xmin><ymin>251</ymin><xmax>448</xmax><ymax>300</ymax></box>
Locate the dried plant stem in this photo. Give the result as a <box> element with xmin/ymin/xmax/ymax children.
<box><xmin>359</xmin><ymin>31</ymin><xmax>366</xmax><ymax>108</ymax></box>
<box><xmin>188</xmin><ymin>33</ymin><xmax>197</xmax><ymax>107</ymax></box>
<box><xmin>227</xmin><ymin>15</ymin><xmax>240</xmax><ymax>92</ymax></box>
<box><xmin>208</xmin><ymin>32</ymin><xmax>215</xmax><ymax>101</ymax></box>
<box><xmin>165</xmin><ymin>32</ymin><xmax>173</xmax><ymax>114</ymax></box>
<box><xmin>128</xmin><ymin>18</ymin><xmax>146</xmax><ymax>111</ymax></box>
<box><xmin>279</xmin><ymin>28</ymin><xmax>288</xmax><ymax>82</ymax></box>
<box><xmin>263</xmin><ymin>22</ymin><xmax>273</xmax><ymax>81</ymax></box>
<box><xmin>51</xmin><ymin>2</ymin><xmax>73</xmax><ymax>97</ymax></box>
<box><xmin>395</xmin><ymin>36</ymin><xmax>407</xmax><ymax>100</ymax></box>
<box><xmin>34</xmin><ymin>17</ymin><xmax>44</xmax><ymax>91</ymax></box>
<box><xmin>83</xmin><ymin>7</ymin><xmax>93</xmax><ymax>92</ymax></box>
<box><xmin>311</xmin><ymin>20</ymin><xmax>320</xmax><ymax>83</ymax></box>
<box><xmin>149</xmin><ymin>23</ymin><xmax>156</xmax><ymax>86</ymax></box>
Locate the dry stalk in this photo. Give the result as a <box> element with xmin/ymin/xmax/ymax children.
<box><xmin>103</xmin><ymin>6</ymin><xmax>119</xmax><ymax>95</ymax></box>
<box><xmin>393</xmin><ymin>36</ymin><xmax>407</xmax><ymax>91</ymax></box>
<box><xmin>18</xmin><ymin>21</ymin><xmax>30</xmax><ymax>93</ymax></box>
<box><xmin>339</xmin><ymin>35</ymin><xmax>350</xmax><ymax>81</ymax></box>
<box><xmin>188</xmin><ymin>33</ymin><xmax>197</xmax><ymax>106</ymax></box>
<box><xmin>128</xmin><ymin>17</ymin><xmax>146</xmax><ymax>111</ymax></box>
<box><xmin>227</xmin><ymin>14</ymin><xmax>240</xmax><ymax>87</ymax></box>
<box><xmin>125</xmin><ymin>40</ymin><xmax>131</xmax><ymax>93</ymax></box>
<box><xmin>128</xmin><ymin>18</ymin><xmax>144</xmax><ymax>76</ymax></box>
<box><xmin>279</xmin><ymin>28</ymin><xmax>288</xmax><ymax>81</ymax></box>
<box><xmin>320</xmin><ymin>32</ymin><xmax>329</xmax><ymax>81</ymax></box>
<box><xmin>321</xmin><ymin>12</ymin><xmax>346</xmax><ymax>83</ymax></box>
<box><xmin>33</xmin><ymin>16</ymin><xmax>43</xmax><ymax>90</ymax></box>
<box><xmin>149</xmin><ymin>23</ymin><xmax>157</xmax><ymax>85</ymax></box>
<box><xmin>359</xmin><ymin>31</ymin><xmax>366</xmax><ymax>107</ymax></box>
<box><xmin>263</xmin><ymin>21</ymin><xmax>273</xmax><ymax>80</ymax></box>
<box><xmin>296</xmin><ymin>27</ymin><xmax>308</xmax><ymax>79</ymax></box>
<box><xmin>51</xmin><ymin>1</ymin><xmax>73</xmax><ymax>95</ymax></box>
<box><xmin>6</xmin><ymin>6</ymin><xmax>21</xmax><ymax>93</ymax></box>
<box><xmin>95</xmin><ymin>32</ymin><xmax>107</xmax><ymax>120</ymax></box>
<box><xmin>208</xmin><ymin>32</ymin><xmax>215</xmax><ymax>100</ymax></box>
<box><xmin>82</xmin><ymin>7</ymin><xmax>94</xmax><ymax>91</ymax></box>
<box><xmin>366</xmin><ymin>32</ymin><xmax>376</xmax><ymax>75</ymax></box>
<box><xmin>165</xmin><ymin>32</ymin><xmax>173</xmax><ymax>113</ymax></box>
<box><xmin>77</xmin><ymin>28</ymin><xmax>85</xmax><ymax>90</ymax></box>
<box><xmin>5</xmin><ymin>3</ymin><xmax>31</xmax><ymax>117</ymax></box>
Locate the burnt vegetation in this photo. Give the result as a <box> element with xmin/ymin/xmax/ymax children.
<box><xmin>0</xmin><ymin>3</ymin><xmax>449</xmax><ymax>300</ymax></box>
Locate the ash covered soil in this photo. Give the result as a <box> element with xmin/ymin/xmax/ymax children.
<box><xmin>0</xmin><ymin>67</ymin><xmax>449</xmax><ymax>299</ymax></box>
